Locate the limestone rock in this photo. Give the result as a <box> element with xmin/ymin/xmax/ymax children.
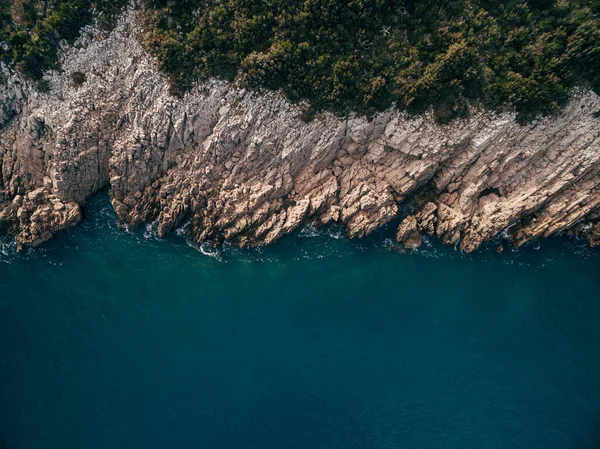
<box><xmin>396</xmin><ymin>216</ymin><xmax>423</xmax><ymax>250</ymax></box>
<box><xmin>1</xmin><ymin>9</ymin><xmax>600</xmax><ymax>252</ymax></box>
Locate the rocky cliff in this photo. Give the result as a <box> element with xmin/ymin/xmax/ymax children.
<box><xmin>1</xmin><ymin>10</ymin><xmax>600</xmax><ymax>252</ymax></box>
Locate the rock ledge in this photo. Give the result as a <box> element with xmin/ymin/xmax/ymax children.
<box><xmin>1</xmin><ymin>11</ymin><xmax>600</xmax><ymax>251</ymax></box>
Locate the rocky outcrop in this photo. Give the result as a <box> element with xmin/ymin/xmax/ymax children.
<box><xmin>1</xmin><ymin>10</ymin><xmax>600</xmax><ymax>251</ymax></box>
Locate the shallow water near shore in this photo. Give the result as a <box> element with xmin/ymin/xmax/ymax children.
<box><xmin>1</xmin><ymin>192</ymin><xmax>600</xmax><ymax>449</ymax></box>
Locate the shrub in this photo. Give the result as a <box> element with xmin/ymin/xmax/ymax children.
<box><xmin>2</xmin><ymin>0</ymin><xmax>599</xmax><ymax>124</ymax></box>
<box><xmin>139</xmin><ymin>0</ymin><xmax>600</xmax><ymax>123</ymax></box>
<box><xmin>71</xmin><ymin>71</ymin><xmax>86</xmax><ymax>86</ymax></box>
<box><xmin>0</xmin><ymin>0</ymin><xmax>128</xmax><ymax>83</ymax></box>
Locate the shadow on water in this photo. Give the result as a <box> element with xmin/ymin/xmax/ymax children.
<box><xmin>0</xmin><ymin>186</ymin><xmax>597</xmax><ymax>295</ymax></box>
<box><xmin>2</xmin><ymin>189</ymin><xmax>600</xmax><ymax>267</ymax></box>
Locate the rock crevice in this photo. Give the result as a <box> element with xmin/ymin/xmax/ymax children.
<box><xmin>1</xmin><ymin>11</ymin><xmax>600</xmax><ymax>251</ymax></box>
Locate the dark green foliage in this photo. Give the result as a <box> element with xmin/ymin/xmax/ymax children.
<box><xmin>0</xmin><ymin>0</ymin><xmax>128</xmax><ymax>80</ymax></box>
<box><xmin>1</xmin><ymin>0</ymin><xmax>599</xmax><ymax>123</ymax></box>
<box><xmin>139</xmin><ymin>0</ymin><xmax>600</xmax><ymax>122</ymax></box>
<box><xmin>36</xmin><ymin>78</ymin><xmax>50</xmax><ymax>93</ymax></box>
<box><xmin>71</xmin><ymin>70</ymin><xmax>86</xmax><ymax>86</ymax></box>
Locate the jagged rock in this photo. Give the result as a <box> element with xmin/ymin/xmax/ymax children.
<box><xmin>396</xmin><ymin>216</ymin><xmax>418</xmax><ymax>241</ymax></box>
<box><xmin>27</xmin><ymin>188</ymin><xmax>46</xmax><ymax>204</ymax></box>
<box><xmin>588</xmin><ymin>223</ymin><xmax>600</xmax><ymax>247</ymax></box>
<box><xmin>396</xmin><ymin>216</ymin><xmax>423</xmax><ymax>250</ymax></box>
<box><xmin>403</xmin><ymin>233</ymin><xmax>423</xmax><ymax>251</ymax></box>
<box><xmin>12</xmin><ymin>195</ymin><xmax>23</xmax><ymax>206</ymax></box>
<box><xmin>1</xmin><ymin>9</ymin><xmax>600</xmax><ymax>251</ymax></box>
<box><xmin>16</xmin><ymin>207</ymin><xmax>28</xmax><ymax>220</ymax></box>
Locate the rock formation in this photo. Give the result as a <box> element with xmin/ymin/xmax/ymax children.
<box><xmin>1</xmin><ymin>10</ymin><xmax>600</xmax><ymax>251</ymax></box>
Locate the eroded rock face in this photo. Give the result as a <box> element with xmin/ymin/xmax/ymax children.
<box><xmin>1</xmin><ymin>10</ymin><xmax>600</xmax><ymax>251</ymax></box>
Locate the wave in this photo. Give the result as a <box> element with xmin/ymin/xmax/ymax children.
<box><xmin>143</xmin><ymin>219</ymin><xmax>160</xmax><ymax>240</ymax></box>
<box><xmin>0</xmin><ymin>238</ymin><xmax>17</xmax><ymax>264</ymax></box>
<box><xmin>298</xmin><ymin>222</ymin><xmax>321</xmax><ymax>238</ymax></box>
<box><xmin>186</xmin><ymin>240</ymin><xmax>223</xmax><ymax>262</ymax></box>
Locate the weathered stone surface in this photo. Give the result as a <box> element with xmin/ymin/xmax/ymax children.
<box><xmin>1</xmin><ymin>10</ymin><xmax>600</xmax><ymax>251</ymax></box>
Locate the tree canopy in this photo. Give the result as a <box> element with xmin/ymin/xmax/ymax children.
<box><xmin>1</xmin><ymin>0</ymin><xmax>599</xmax><ymax>123</ymax></box>
<box><xmin>0</xmin><ymin>0</ymin><xmax>127</xmax><ymax>79</ymax></box>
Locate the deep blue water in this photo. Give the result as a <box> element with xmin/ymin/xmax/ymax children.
<box><xmin>1</xmin><ymin>192</ymin><xmax>600</xmax><ymax>449</ymax></box>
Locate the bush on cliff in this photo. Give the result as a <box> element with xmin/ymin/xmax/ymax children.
<box><xmin>140</xmin><ymin>0</ymin><xmax>600</xmax><ymax>123</ymax></box>
<box><xmin>0</xmin><ymin>0</ymin><xmax>128</xmax><ymax>79</ymax></box>
<box><xmin>1</xmin><ymin>0</ymin><xmax>599</xmax><ymax>124</ymax></box>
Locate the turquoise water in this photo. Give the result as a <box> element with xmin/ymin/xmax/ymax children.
<box><xmin>1</xmin><ymin>192</ymin><xmax>600</xmax><ymax>449</ymax></box>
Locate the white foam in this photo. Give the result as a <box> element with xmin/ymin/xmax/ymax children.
<box><xmin>143</xmin><ymin>219</ymin><xmax>160</xmax><ymax>240</ymax></box>
<box><xmin>327</xmin><ymin>225</ymin><xmax>344</xmax><ymax>240</ymax></box>
<box><xmin>299</xmin><ymin>222</ymin><xmax>322</xmax><ymax>238</ymax></box>
<box><xmin>0</xmin><ymin>238</ymin><xmax>16</xmax><ymax>263</ymax></box>
<box><xmin>186</xmin><ymin>240</ymin><xmax>223</xmax><ymax>261</ymax></box>
<box><xmin>175</xmin><ymin>221</ymin><xmax>190</xmax><ymax>237</ymax></box>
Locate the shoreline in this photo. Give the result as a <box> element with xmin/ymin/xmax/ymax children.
<box><xmin>1</xmin><ymin>10</ymin><xmax>600</xmax><ymax>253</ymax></box>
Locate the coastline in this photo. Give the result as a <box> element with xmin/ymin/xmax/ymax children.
<box><xmin>1</xmin><ymin>10</ymin><xmax>600</xmax><ymax>253</ymax></box>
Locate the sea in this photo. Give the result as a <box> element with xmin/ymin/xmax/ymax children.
<box><xmin>1</xmin><ymin>191</ymin><xmax>599</xmax><ymax>449</ymax></box>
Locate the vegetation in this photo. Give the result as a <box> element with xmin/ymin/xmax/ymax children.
<box><xmin>70</xmin><ymin>70</ymin><xmax>86</xmax><ymax>85</ymax></box>
<box><xmin>1</xmin><ymin>0</ymin><xmax>599</xmax><ymax>123</ymax></box>
<box><xmin>0</xmin><ymin>0</ymin><xmax>128</xmax><ymax>79</ymax></box>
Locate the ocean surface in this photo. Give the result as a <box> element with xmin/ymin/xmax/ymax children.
<box><xmin>1</xmin><ymin>192</ymin><xmax>599</xmax><ymax>449</ymax></box>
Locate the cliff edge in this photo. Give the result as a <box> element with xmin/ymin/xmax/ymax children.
<box><xmin>1</xmin><ymin>11</ymin><xmax>600</xmax><ymax>251</ymax></box>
